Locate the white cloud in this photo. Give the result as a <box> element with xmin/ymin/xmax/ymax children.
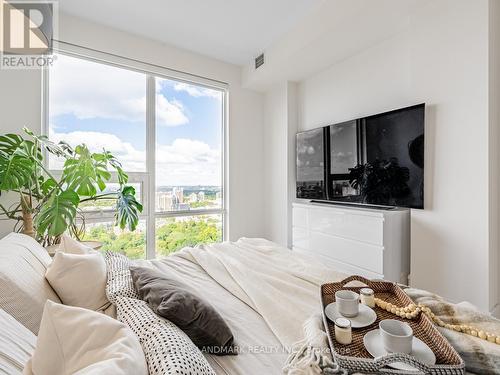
<box><xmin>49</xmin><ymin>129</ymin><xmax>146</xmax><ymax>172</ymax></box>
<box><xmin>156</xmin><ymin>139</ymin><xmax>220</xmax><ymax>186</ymax></box>
<box><xmin>155</xmin><ymin>95</ymin><xmax>188</xmax><ymax>126</ymax></box>
<box><xmin>173</xmin><ymin>82</ymin><xmax>222</xmax><ymax>100</ymax></box>
<box><xmin>49</xmin><ymin>129</ymin><xmax>220</xmax><ymax>186</ymax></box>
<box><xmin>50</xmin><ymin>54</ymin><xmax>188</xmax><ymax>126</ymax></box>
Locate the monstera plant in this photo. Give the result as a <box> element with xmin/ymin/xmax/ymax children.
<box><xmin>0</xmin><ymin>128</ymin><xmax>143</xmax><ymax>246</ymax></box>
<box><xmin>349</xmin><ymin>158</ymin><xmax>411</xmax><ymax>206</ymax></box>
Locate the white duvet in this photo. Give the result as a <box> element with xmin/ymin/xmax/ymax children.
<box><xmin>175</xmin><ymin>238</ymin><xmax>348</xmax><ymax>348</ymax></box>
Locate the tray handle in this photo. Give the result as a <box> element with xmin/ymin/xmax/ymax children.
<box><xmin>373</xmin><ymin>353</ymin><xmax>432</xmax><ymax>374</ymax></box>
<box><xmin>338</xmin><ymin>275</ymin><xmax>374</xmax><ymax>287</ymax></box>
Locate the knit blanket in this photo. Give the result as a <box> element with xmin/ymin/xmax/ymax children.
<box><xmin>404</xmin><ymin>288</ymin><xmax>500</xmax><ymax>375</ymax></box>
<box><xmin>283</xmin><ymin>314</ymin><xmax>346</xmax><ymax>375</ymax></box>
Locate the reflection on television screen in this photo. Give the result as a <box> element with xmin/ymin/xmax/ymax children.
<box><xmin>296</xmin><ymin>104</ymin><xmax>425</xmax><ymax>209</ymax></box>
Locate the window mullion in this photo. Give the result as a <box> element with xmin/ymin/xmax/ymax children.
<box><xmin>154</xmin><ymin>208</ymin><xmax>225</xmax><ymax>219</ymax></box>
<box><xmin>146</xmin><ymin>75</ymin><xmax>156</xmax><ymax>259</ymax></box>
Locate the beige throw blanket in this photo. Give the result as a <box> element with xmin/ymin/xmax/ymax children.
<box><xmin>405</xmin><ymin>288</ymin><xmax>500</xmax><ymax>375</ymax></box>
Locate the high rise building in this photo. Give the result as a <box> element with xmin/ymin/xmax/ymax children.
<box><xmin>172</xmin><ymin>187</ymin><xmax>184</xmax><ymax>203</ymax></box>
<box><xmin>156</xmin><ymin>192</ymin><xmax>173</xmax><ymax>211</ymax></box>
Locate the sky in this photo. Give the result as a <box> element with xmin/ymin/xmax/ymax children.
<box><xmin>49</xmin><ymin>54</ymin><xmax>222</xmax><ymax>187</ymax></box>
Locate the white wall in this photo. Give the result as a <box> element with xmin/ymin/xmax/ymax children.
<box><xmin>294</xmin><ymin>0</ymin><xmax>494</xmax><ymax>312</ymax></box>
<box><xmin>286</xmin><ymin>83</ymin><xmax>298</xmax><ymax>247</ymax></box>
<box><xmin>0</xmin><ymin>68</ymin><xmax>42</xmax><ymax>239</ymax></box>
<box><xmin>263</xmin><ymin>84</ymin><xmax>288</xmax><ymax>244</ymax></box>
<box><xmin>263</xmin><ymin>82</ymin><xmax>298</xmax><ymax>246</ymax></box>
<box><xmin>0</xmin><ymin>14</ymin><xmax>265</xmax><ymax>242</ymax></box>
<box><xmin>489</xmin><ymin>0</ymin><xmax>500</xmax><ymax>316</ymax></box>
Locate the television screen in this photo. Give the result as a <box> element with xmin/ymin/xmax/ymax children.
<box><xmin>296</xmin><ymin>104</ymin><xmax>425</xmax><ymax>209</ymax></box>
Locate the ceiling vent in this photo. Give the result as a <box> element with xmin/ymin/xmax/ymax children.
<box><xmin>254</xmin><ymin>53</ymin><xmax>265</xmax><ymax>69</ymax></box>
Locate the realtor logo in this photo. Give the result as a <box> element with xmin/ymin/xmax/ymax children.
<box><xmin>0</xmin><ymin>0</ymin><xmax>57</xmax><ymax>68</ymax></box>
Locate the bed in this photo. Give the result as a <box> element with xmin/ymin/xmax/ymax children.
<box><xmin>136</xmin><ymin>238</ymin><xmax>500</xmax><ymax>375</ymax></box>
<box><xmin>137</xmin><ymin>237</ymin><xmax>349</xmax><ymax>374</ymax></box>
<box><xmin>0</xmin><ymin>233</ymin><xmax>499</xmax><ymax>375</ymax></box>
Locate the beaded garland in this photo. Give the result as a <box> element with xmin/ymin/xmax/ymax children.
<box><xmin>374</xmin><ymin>297</ymin><xmax>500</xmax><ymax>345</ymax></box>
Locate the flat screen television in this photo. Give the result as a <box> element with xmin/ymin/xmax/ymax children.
<box><xmin>296</xmin><ymin>104</ymin><xmax>425</xmax><ymax>209</ymax></box>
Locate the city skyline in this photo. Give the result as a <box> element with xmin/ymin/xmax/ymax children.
<box><xmin>155</xmin><ymin>187</ymin><xmax>221</xmax><ymax>211</ymax></box>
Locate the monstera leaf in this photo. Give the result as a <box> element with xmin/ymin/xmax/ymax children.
<box><xmin>35</xmin><ymin>190</ymin><xmax>80</xmax><ymax>237</ymax></box>
<box><xmin>14</xmin><ymin>139</ymin><xmax>43</xmax><ymax>162</ymax></box>
<box><xmin>0</xmin><ymin>151</ymin><xmax>34</xmax><ymax>190</ymax></box>
<box><xmin>0</xmin><ymin>134</ymin><xmax>24</xmax><ymax>154</ymax></box>
<box><xmin>39</xmin><ymin>177</ymin><xmax>57</xmax><ymax>195</ymax></box>
<box><xmin>23</xmin><ymin>127</ymin><xmax>72</xmax><ymax>158</ymax></box>
<box><xmin>94</xmin><ymin>150</ymin><xmax>128</xmax><ymax>185</ymax></box>
<box><xmin>116</xmin><ymin>186</ymin><xmax>143</xmax><ymax>231</ymax></box>
<box><xmin>62</xmin><ymin>145</ymin><xmax>112</xmax><ymax>196</ymax></box>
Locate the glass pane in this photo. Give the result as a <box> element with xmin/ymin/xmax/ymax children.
<box><xmin>79</xmin><ymin>183</ymin><xmax>142</xmax><ymax>212</ymax></box>
<box><xmin>330</xmin><ymin>121</ymin><xmax>358</xmax><ymax>175</ymax></box>
<box><xmin>296</xmin><ymin>128</ymin><xmax>325</xmax><ymax>199</ymax></box>
<box><xmin>155</xmin><ymin>214</ymin><xmax>222</xmax><ymax>256</ymax></box>
<box><xmin>83</xmin><ymin>220</ymin><xmax>147</xmax><ymax>259</ymax></box>
<box><xmin>155</xmin><ymin>78</ymin><xmax>223</xmax><ymax>212</ymax></box>
<box><xmin>48</xmin><ymin>54</ymin><xmax>147</xmax><ymax>171</ymax></box>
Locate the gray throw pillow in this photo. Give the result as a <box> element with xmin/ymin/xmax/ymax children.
<box><xmin>130</xmin><ymin>266</ymin><xmax>235</xmax><ymax>356</ymax></box>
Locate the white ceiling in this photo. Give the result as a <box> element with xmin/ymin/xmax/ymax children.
<box><xmin>58</xmin><ymin>0</ymin><xmax>324</xmax><ymax>66</ymax></box>
<box><xmin>242</xmin><ymin>0</ymin><xmax>429</xmax><ymax>90</ymax></box>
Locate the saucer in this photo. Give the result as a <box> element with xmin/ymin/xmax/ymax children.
<box><xmin>363</xmin><ymin>329</ymin><xmax>436</xmax><ymax>371</ymax></box>
<box><xmin>324</xmin><ymin>302</ymin><xmax>377</xmax><ymax>328</ymax></box>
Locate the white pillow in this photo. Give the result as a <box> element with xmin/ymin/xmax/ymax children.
<box><xmin>0</xmin><ymin>233</ymin><xmax>61</xmax><ymax>334</ymax></box>
<box><xmin>24</xmin><ymin>301</ymin><xmax>147</xmax><ymax>375</ymax></box>
<box><xmin>45</xmin><ymin>251</ymin><xmax>110</xmax><ymax>311</ymax></box>
<box><xmin>0</xmin><ymin>309</ymin><xmax>35</xmax><ymax>374</ymax></box>
<box><xmin>57</xmin><ymin>234</ymin><xmax>94</xmax><ymax>254</ymax></box>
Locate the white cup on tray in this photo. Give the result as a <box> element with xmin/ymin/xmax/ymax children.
<box><xmin>379</xmin><ymin>319</ymin><xmax>414</xmax><ymax>354</ymax></box>
<box><xmin>335</xmin><ymin>290</ymin><xmax>359</xmax><ymax>317</ymax></box>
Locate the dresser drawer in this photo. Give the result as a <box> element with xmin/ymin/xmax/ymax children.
<box><xmin>293</xmin><ymin>247</ymin><xmax>384</xmax><ymax>279</ymax></box>
<box><xmin>292</xmin><ymin>206</ymin><xmax>308</xmax><ymax>228</ymax></box>
<box><xmin>292</xmin><ymin>203</ymin><xmax>410</xmax><ymax>284</ymax></box>
<box><xmin>308</xmin><ymin>207</ymin><xmax>384</xmax><ymax>245</ymax></box>
<box><xmin>309</xmin><ymin>231</ymin><xmax>384</xmax><ymax>274</ymax></box>
<box><xmin>292</xmin><ymin>226</ymin><xmax>309</xmax><ymax>250</ymax></box>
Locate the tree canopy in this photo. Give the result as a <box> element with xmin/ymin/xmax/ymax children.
<box><xmin>84</xmin><ymin>216</ymin><xmax>221</xmax><ymax>259</ymax></box>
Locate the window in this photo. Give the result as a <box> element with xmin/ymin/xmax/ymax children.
<box><xmin>48</xmin><ymin>54</ymin><xmax>147</xmax><ymax>172</ymax></box>
<box><xmin>84</xmin><ymin>220</ymin><xmax>147</xmax><ymax>260</ymax></box>
<box><xmin>46</xmin><ymin>51</ymin><xmax>226</xmax><ymax>259</ymax></box>
<box><xmin>155</xmin><ymin>214</ymin><xmax>222</xmax><ymax>256</ymax></box>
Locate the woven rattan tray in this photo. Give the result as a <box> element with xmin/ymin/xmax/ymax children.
<box><xmin>321</xmin><ymin>276</ymin><xmax>465</xmax><ymax>374</ymax></box>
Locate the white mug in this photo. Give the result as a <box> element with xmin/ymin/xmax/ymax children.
<box><xmin>379</xmin><ymin>319</ymin><xmax>414</xmax><ymax>354</ymax></box>
<box><xmin>335</xmin><ymin>290</ymin><xmax>359</xmax><ymax>317</ymax></box>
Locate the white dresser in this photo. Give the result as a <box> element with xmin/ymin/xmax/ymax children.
<box><xmin>292</xmin><ymin>202</ymin><xmax>410</xmax><ymax>284</ymax></box>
